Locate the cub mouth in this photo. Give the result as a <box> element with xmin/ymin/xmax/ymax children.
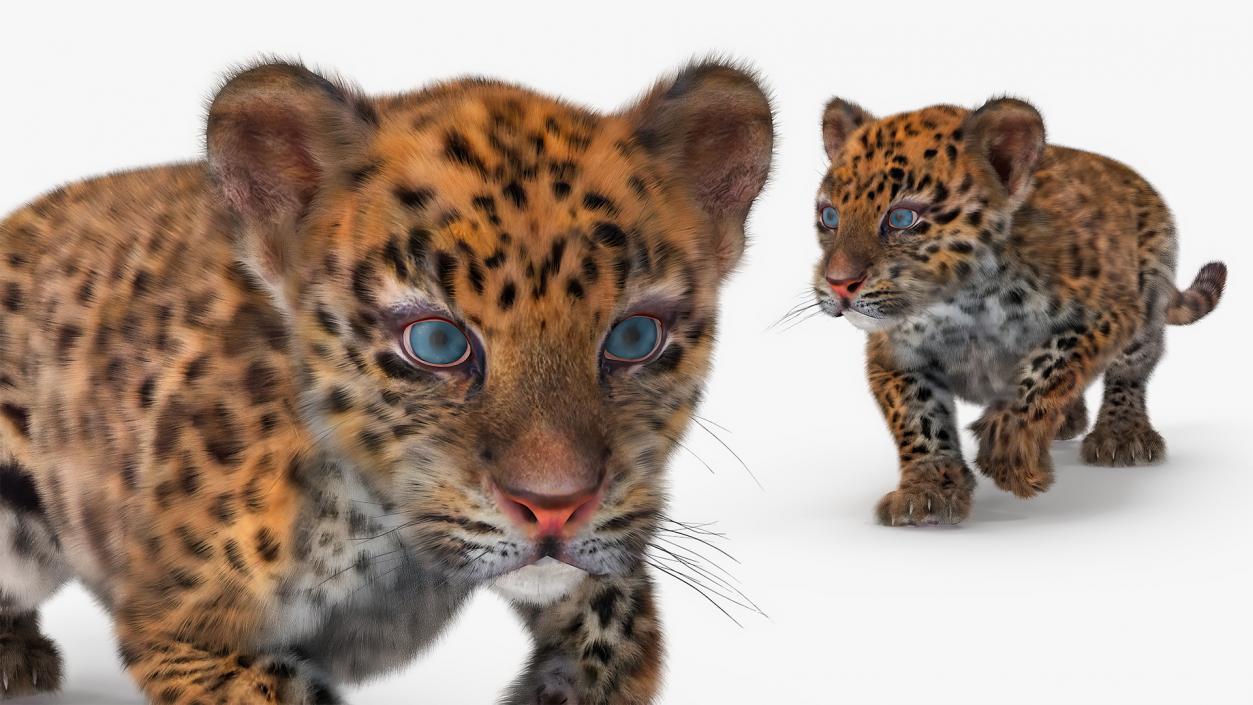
<box><xmin>490</xmin><ymin>556</ymin><xmax>588</xmax><ymax>606</ymax></box>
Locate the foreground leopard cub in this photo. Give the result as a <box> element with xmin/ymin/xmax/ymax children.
<box><xmin>812</xmin><ymin>96</ymin><xmax>1225</xmax><ymax>526</ymax></box>
<box><xmin>0</xmin><ymin>60</ymin><xmax>772</xmax><ymax>702</ymax></box>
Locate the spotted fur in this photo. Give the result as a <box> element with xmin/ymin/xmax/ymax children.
<box><xmin>0</xmin><ymin>60</ymin><xmax>772</xmax><ymax>703</ymax></box>
<box><xmin>812</xmin><ymin>97</ymin><xmax>1226</xmax><ymax>525</ymax></box>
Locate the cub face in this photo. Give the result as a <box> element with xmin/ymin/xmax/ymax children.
<box><xmin>206</xmin><ymin>62</ymin><xmax>772</xmax><ymax>583</ymax></box>
<box><xmin>812</xmin><ymin>97</ymin><xmax>1046</xmax><ymax>331</ymax></box>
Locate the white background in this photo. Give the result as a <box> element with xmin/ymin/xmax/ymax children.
<box><xmin>2</xmin><ymin>1</ymin><xmax>1250</xmax><ymax>703</ymax></box>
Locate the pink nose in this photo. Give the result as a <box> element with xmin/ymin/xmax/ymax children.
<box><xmin>826</xmin><ymin>274</ymin><xmax>866</xmax><ymax>300</ymax></box>
<box><xmin>495</xmin><ymin>485</ymin><xmax>601</xmax><ymax>537</ymax></box>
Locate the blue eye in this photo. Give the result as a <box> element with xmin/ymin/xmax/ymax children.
<box><xmin>887</xmin><ymin>207</ymin><xmax>920</xmax><ymax>230</ymax></box>
<box><xmin>820</xmin><ymin>206</ymin><xmax>840</xmax><ymax>229</ymax></box>
<box><xmin>403</xmin><ymin>318</ymin><xmax>471</xmax><ymax>368</ymax></box>
<box><xmin>603</xmin><ymin>315</ymin><xmax>662</xmax><ymax>363</ymax></box>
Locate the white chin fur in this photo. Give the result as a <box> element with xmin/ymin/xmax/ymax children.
<box><xmin>844</xmin><ymin>309</ymin><xmax>891</xmax><ymax>332</ymax></box>
<box><xmin>490</xmin><ymin>557</ymin><xmax>588</xmax><ymax>606</ymax></box>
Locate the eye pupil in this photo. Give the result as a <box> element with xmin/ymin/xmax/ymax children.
<box><xmin>604</xmin><ymin>315</ymin><xmax>661</xmax><ymax>363</ymax></box>
<box><xmin>405</xmin><ymin>319</ymin><xmax>470</xmax><ymax>367</ymax></box>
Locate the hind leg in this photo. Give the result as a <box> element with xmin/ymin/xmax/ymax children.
<box><xmin>1082</xmin><ymin>329</ymin><xmax>1166</xmax><ymax>466</ymax></box>
<box><xmin>0</xmin><ymin>461</ymin><xmax>71</xmax><ymax>699</ymax></box>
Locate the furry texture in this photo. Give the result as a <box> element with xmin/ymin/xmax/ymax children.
<box><xmin>811</xmin><ymin>97</ymin><xmax>1226</xmax><ymax>526</ymax></box>
<box><xmin>0</xmin><ymin>59</ymin><xmax>773</xmax><ymax>703</ymax></box>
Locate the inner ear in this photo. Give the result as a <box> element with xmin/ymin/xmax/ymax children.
<box><xmin>964</xmin><ymin>98</ymin><xmax>1045</xmax><ymax>198</ymax></box>
<box><xmin>206</xmin><ymin>61</ymin><xmax>376</xmax><ymax>293</ymax></box>
<box><xmin>626</xmin><ymin>61</ymin><xmax>775</xmax><ymax>278</ymax></box>
<box><xmin>822</xmin><ymin>98</ymin><xmax>875</xmax><ymax>162</ymax></box>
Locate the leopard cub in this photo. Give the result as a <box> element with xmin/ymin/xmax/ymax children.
<box><xmin>811</xmin><ymin>96</ymin><xmax>1226</xmax><ymax>525</ymax></box>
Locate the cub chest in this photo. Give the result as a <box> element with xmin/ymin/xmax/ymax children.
<box><xmin>888</xmin><ymin>283</ymin><xmax>1061</xmax><ymax>404</ymax></box>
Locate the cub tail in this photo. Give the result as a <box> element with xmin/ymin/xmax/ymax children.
<box><xmin>1167</xmin><ymin>261</ymin><xmax>1227</xmax><ymax>325</ymax></box>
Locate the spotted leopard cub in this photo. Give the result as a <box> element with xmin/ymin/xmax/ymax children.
<box><xmin>812</xmin><ymin>97</ymin><xmax>1226</xmax><ymax>526</ymax></box>
<box><xmin>0</xmin><ymin>60</ymin><xmax>772</xmax><ymax>703</ymax></box>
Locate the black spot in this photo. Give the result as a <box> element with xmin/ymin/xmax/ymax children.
<box><xmin>322</xmin><ymin>386</ymin><xmax>352</xmax><ymax>414</ymax></box>
<box><xmin>351</xmin><ymin>260</ymin><xmax>378</xmax><ymax>304</ymax></box>
<box><xmin>583</xmin><ymin>192</ymin><xmax>618</xmax><ymax>215</ymax></box>
<box><xmin>211</xmin><ymin>493</ymin><xmax>237</xmax><ymax>524</ymax></box>
<box><xmin>499</xmin><ymin>281</ymin><xmax>517</xmax><ymax>311</ymax></box>
<box><xmin>138</xmin><ymin>376</ymin><xmax>156</xmax><ymax>408</ymax></box>
<box><xmin>1</xmin><ymin>283</ymin><xmax>21</xmax><ymax>312</ymax></box>
<box><xmin>0</xmin><ymin>462</ymin><xmax>41</xmax><ymax>514</ymax></box>
<box><xmin>132</xmin><ymin>270</ymin><xmax>152</xmax><ymax>295</ymax></box>
<box><xmin>382</xmin><ymin>238</ymin><xmax>409</xmax><ymax>280</ymax></box>
<box><xmin>502</xmin><ymin>181</ymin><xmax>527</xmax><ymax>208</ymax></box>
<box><xmin>445</xmin><ymin>131</ymin><xmax>488</xmax><ymax>174</ymax></box>
<box><xmin>224</xmin><ymin>539</ymin><xmax>249</xmax><ymax>574</ymax></box>
<box><xmin>0</xmin><ymin>396</ymin><xmax>27</xmax><ymax>437</ymax></box>
<box><xmin>348</xmin><ymin>162</ymin><xmax>381</xmax><ymax>188</ymax></box>
<box><xmin>394</xmin><ymin>186</ymin><xmax>434</xmax><ymax>209</ymax></box>
<box><xmin>590</xmin><ymin>587</ymin><xmax>620</xmax><ymax>628</ymax></box>
<box><xmin>435</xmin><ymin>252</ymin><xmax>458</xmax><ymax>297</ymax></box>
<box><xmin>566</xmin><ymin>279</ymin><xmax>585</xmax><ymax>301</ymax></box>
<box><xmin>407</xmin><ymin>228</ymin><xmax>431</xmax><ymax>265</ymax></box>
<box><xmin>314</xmin><ymin>306</ymin><xmax>339</xmax><ymax>337</ymax></box>
<box><xmin>179</xmin><ymin>461</ymin><xmax>202</xmax><ymax>496</ymax></box>
<box><xmin>552</xmin><ymin>181</ymin><xmax>571</xmax><ymax>200</ymax></box>
<box><xmin>375</xmin><ymin>350</ymin><xmax>430</xmax><ymax>383</ymax></box>
<box><xmin>484</xmin><ymin>249</ymin><xmax>506</xmax><ymax>269</ymax></box>
<box><xmin>467</xmin><ymin>259</ymin><xmax>485</xmax><ymax>295</ymax></box>
<box><xmin>184</xmin><ymin>355</ymin><xmax>210</xmax><ymax>382</ymax></box>
<box><xmin>244</xmin><ymin>360</ymin><xmax>280</xmax><ymax>405</ymax></box>
<box><xmin>592</xmin><ymin>223</ymin><xmax>628</xmax><ymax>249</ymax></box>
<box><xmin>255</xmin><ymin>528</ymin><xmax>280</xmax><ymax>562</ymax></box>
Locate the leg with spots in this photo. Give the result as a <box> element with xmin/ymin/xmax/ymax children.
<box><xmin>118</xmin><ymin>626</ymin><xmax>343</xmax><ymax>705</ymax></box>
<box><xmin>0</xmin><ymin>461</ymin><xmax>72</xmax><ymax>699</ymax></box>
<box><xmin>1082</xmin><ymin>328</ymin><xmax>1166</xmax><ymax>466</ymax></box>
<box><xmin>504</xmin><ymin>569</ymin><xmax>662</xmax><ymax>705</ymax></box>
<box><xmin>974</xmin><ymin>308</ymin><xmax>1133</xmax><ymax>496</ymax></box>
<box><xmin>867</xmin><ymin>342</ymin><xmax>975</xmax><ymax>526</ymax></box>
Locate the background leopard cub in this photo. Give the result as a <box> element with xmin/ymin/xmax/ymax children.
<box><xmin>0</xmin><ymin>60</ymin><xmax>772</xmax><ymax>703</ymax></box>
<box><xmin>811</xmin><ymin>96</ymin><xmax>1226</xmax><ymax>526</ymax></box>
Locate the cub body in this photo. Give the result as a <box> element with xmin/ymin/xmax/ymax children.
<box><xmin>0</xmin><ymin>61</ymin><xmax>772</xmax><ymax>703</ymax></box>
<box><xmin>813</xmin><ymin>98</ymin><xmax>1225</xmax><ymax>525</ymax></box>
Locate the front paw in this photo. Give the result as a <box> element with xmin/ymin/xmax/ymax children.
<box><xmin>509</xmin><ymin>654</ymin><xmax>580</xmax><ymax>705</ymax></box>
<box><xmin>0</xmin><ymin>616</ymin><xmax>62</xmax><ymax>699</ymax></box>
<box><xmin>1081</xmin><ymin>418</ymin><xmax>1165</xmax><ymax>467</ymax></box>
<box><xmin>876</xmin><ymin>459</ymin><xmax>975</xmax><ymax>526</ymax></box>
<box><xmin>972</xmin><ymin>407</ymin><xmax>1054</xmax><ymax>498</ymax></box>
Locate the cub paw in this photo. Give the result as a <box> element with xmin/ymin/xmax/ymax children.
<box><xmin>1081</xmin><ymin>420</ymin><xmax>1165</xmax><ymax>467</ymax></box>
<box><xmin>876</xmin><ymin>460</ymin><xmax>975</xmax><ymax>526</ymax></box>
<box><xmin>1054</xmin><ymin>399</ymin><xmax>1088</xmax><ymax>441</ymax></box>
<box><xmin>972</xmin><ymin>407</ymin><xmax>1055</xmax><ymax>498</ymax></box>
<box><xmin>508</xmin><ymin>654</ymin><xmax>580</xmax><ymax>705</ymax></box>
<box><xmin>0</xmin><ymin>615</ymin><xmax>63</xmax><ymax>699</ymax></box>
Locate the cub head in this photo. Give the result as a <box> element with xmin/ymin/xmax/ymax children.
<box><xmin>812</xmin><ymin>96</ymin><xmax>1045</xmax><ymax>331</ymax></box>
<box><xmin>206</xmin><ymin>61</ymin><xmax>772</xmax><ymax>587</ymax></box>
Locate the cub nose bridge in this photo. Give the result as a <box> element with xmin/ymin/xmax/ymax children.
<box><xmin>494</xmin><ymin>423</ymin><xmax>605</xmax><ymax>498</ymax></box>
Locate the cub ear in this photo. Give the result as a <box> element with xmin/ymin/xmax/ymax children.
<box><xmin>963</xmin><ymin>97</ymin><xmax>1045</xmax><ymax>199</ymax></box>
<box><xmin>206</xmin><ymin>61</ymin><xmax>376</xmax><ymax>288</ymax></box>
<box><xmin>626</xmin><ymin>60</ymin><xmax>775</xmax><ymax>278</ymax></box>
<box><xmin>822</xmin><ymin>98</ymin><xmax>875</xmax><ymax>162</ymax></box>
